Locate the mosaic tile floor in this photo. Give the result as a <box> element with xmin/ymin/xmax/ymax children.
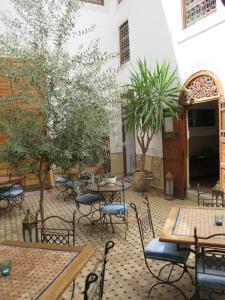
<box><xmin>0</xmin><ymin>188</ymin><xmax>222</xmax><ymax>300</ymax></box>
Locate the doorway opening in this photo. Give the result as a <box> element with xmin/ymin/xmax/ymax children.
<box><xmin>124</xmin><ymin>130</ymin><xmax>136</xmax><ymax>176</ymax></box>
<box><xmin>188</xmin><ymin>101</ymin><xmax>219</xmax><ymax>191</ymax></box>
<box><xmin>121</xmin><ymin>113</ymin><xmax>136</xmax><ymax>177</ymax></box>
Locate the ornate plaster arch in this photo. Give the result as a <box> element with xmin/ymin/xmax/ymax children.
<box><xmin>180</xmin><ymin>70</ymin><xmax>224</xmax><ymax>105</ymax></box>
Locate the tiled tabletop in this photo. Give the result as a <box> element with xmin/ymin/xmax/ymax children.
<box><xmin>0</xmin><ymin>240</ymin><xmax>96</xmax><ymax>300</ymax></box>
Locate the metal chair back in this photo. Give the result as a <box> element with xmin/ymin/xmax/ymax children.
<box><xmin>194</xmin><ymin>227</ymin><xmax>225</xmax><ymax>298</ymax></box>
<box><xmin>131</xmin><ymin>194</ymin><xmax>155</xmax><ymax>244</ymax></box>
<box><xmin>83</xmin><ymin>240</ymin><xmax>115</xmax><ymax>300</ymax></box>
<box><xmin>36</xmin><ymin>211</ymin><xmax>76</xmax><ymax>245</ymax></box>
<box><xmin>197</xmin><ymin>183</ymin><xmax>224</xmax><ymax>207</ymax></box>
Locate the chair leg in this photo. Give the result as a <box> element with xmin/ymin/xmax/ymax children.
<box><xmin>148</xmin><ymin>281</ymin><xmax>187</xmax><ymax>300</ymax></box>
<box><xmin>71</xmin><ymin>279</ymin><xmax>75</xmax><ymax>299</ymax></box>
<box><xmin>185</xmin><ymin>266</ymin><xmax>194</xmax><ymax>285</ymax></box>
<box><xmin>109</xmin><ymin>215</ymin><xmax>115</xmax><ymax>233</ymax></box>
<box><xmin>101</xmin><ymin>215</ymin><xmax>105</xmax><ymax>240</ymax></box>
<box><xmin>206</xmin><ymin>289</ymin><xmax>213</xmax><ymax>300</ymax></box>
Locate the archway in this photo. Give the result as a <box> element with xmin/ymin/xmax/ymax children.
<box><xmin>180</xmin><ymin>71</ymin><xmax>224</xmax><ymax>191</ymax></box>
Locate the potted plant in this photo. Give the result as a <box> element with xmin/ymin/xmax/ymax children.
<box><xmin>102</xmin><ymin>173</ymin><xmax>117</xmax><ymax>184</ymax></box>
<box><xmin>124</xmin><ymin>59</ymin><xmax>181</xmax><ymax>192</ymax></box>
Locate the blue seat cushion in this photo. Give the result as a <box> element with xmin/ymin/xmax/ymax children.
<box><xmin>75</xmin><ymin>193</ymin><xmax>102</xmax><ymax>205</ymax></box>
<box><xmin>197</xmin><ymin>256</ymin><xmax>225</xmax><ymax>289</ymax></box>
<box><xmin>0</xmin><ymin>188</ymin><xmax>23</xmax><ymax>198</ymax></box>
<box><xmin>101</xmin><ymin>203</ymin><xmax>128</xmax><ymax>215</ymax></box>
<box><xmin>145</xmin><ymin>238</ymin><xmax>190</xmax><ymax>263</ymax></box>
<box><xmin>64</xmin><ymin>180</ymin><xmax>81</xmax><ymax>188</ymax></box>
<box><xmin>55</xmin><ymin>177</ymin><xmax>70</xmax><ymax>184</ymax></box>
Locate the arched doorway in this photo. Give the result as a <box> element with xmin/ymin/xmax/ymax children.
<box><xmin>181</xmin><ymin>71</ymin><xmax>224</xmax><ymax>191</ymax></box>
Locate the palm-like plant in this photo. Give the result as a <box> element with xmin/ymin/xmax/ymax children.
<box><xmin>125</xmin><ymin>59</ymin><xmax>181</xmax><ymax>171</ymax></box>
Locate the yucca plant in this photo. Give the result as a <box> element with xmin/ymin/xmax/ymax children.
<box><xmin>125</xmin><ymin>59</ymin><xmax>181</xmax><ymax>171</ymax></box>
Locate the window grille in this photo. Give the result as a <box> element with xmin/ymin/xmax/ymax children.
<box><xmin>183</xmin><ymin>0</ymin><xmax>216</xmax><ymax>28</ymax></box>
<box><xmin>80</xmin><ymin>0</ymin><xmax>104</xmax><ymax>5</ymax></box>
<box><xmin>119</xmin><ymin>21</ymin><xmax>130</xmax><ymax>65</ymax></box>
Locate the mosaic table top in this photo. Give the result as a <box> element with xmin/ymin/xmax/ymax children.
<box><xmin>160</xmin><ymin>206</ymin><xmax>225</xmax><ymax>247</ymax></box>
<box><xmin>0</xmin><ymin>241</ymin><xmax>96</xmax><ymax>300</ymax></box>
<box><xmin>173</xmin><ymin>207</ymin><xmax>225</xmax><ymax>237</ymax></box>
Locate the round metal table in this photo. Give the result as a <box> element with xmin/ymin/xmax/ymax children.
<box><xmin>87</xmin><ymin>181</ymin><xmax>130</xmax><ymax>193</ymax></box>
<box><xmin>87</xmin><ymin>181</ymin><xmax>130</xmax><ymax>204</ymax></box>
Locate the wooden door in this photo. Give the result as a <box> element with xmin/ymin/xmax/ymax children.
<box><xmin>162</xmin><ymin>110</ymin><xmax>187</xmax><ymax>199</ymax></box>
<box><xmin>219</xmin><ymin>98</ymin><xmax>225</xmax><ymax>191</ymax></box>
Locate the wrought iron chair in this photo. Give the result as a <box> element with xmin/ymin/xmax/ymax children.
<box><xmin>197</xmin><ymin>181</ymin><xmax>224</xmax><ymax>207</ymax></box>
<box><xmin>130</xmin><ymin>194</ymin><xmax>192</xmax><ymax>299</ymax></box>
<box><xmin>74</xmin><ymin>190</ymin><xmax>104</xmax><ymax>224</ymax></box>
<box><xmin>100</xmin><ymin>182</ymin><xmax>128</xmax><ymax>240</ymax></box>
<box><xmin>0</xmin><ymin>176</ymin><xmax>24</xmax><ymax>210</ymax></box>
<box><xmin>83</xmin><ymin>240</ymin><xmax>115</xmax><ymax>300</ymax></box>
<box><xmin>35</xmin><ymin>211</ymin><xmax>76</xmax><ymax>245</ymax></box>
<box><xmin>194</xmin><ymin>227</ymin><xmax>225</xmax><ymax>299</ymax></box>
<box><xmin>36</xmin><ymin>211</ymin><xmax>76</xmax><ymax>299</ymax></box>
<box><xmin>52</xmin><ymin>166</ymin><xmax>72</xmax><ymax>199</ymax></box>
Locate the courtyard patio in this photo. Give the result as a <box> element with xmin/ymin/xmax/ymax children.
<box><xmin>0</xmin><ymin>187</ymin><xmax>199</xmax><ymax>300</ymax></box>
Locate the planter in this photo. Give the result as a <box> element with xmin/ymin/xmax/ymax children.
<box><xmin>103</xmin><ymin>176</ymin><xmax>116</xmax><ymax>184</ymax></box>
<box><xmin>133</xmin><ymin>171</ymin><xmax>148</xmax><ymax>192</ymax></box>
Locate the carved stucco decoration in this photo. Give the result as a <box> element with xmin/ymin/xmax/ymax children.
<box><xmin>183</xmin><ymin>75</ymin><xmax>220</xmax><ymax>105</ymax></box>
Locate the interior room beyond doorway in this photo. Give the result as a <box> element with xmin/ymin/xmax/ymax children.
<box><xmin>188</xmin><ymin>101</ymin><xmax>219</xmax><ymax>191</ymax></box>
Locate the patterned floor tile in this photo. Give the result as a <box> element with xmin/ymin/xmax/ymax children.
<box><xmin>0</xmin><ymin>188</ymin><xmax>222</xmax><ymax>299</ymax></box>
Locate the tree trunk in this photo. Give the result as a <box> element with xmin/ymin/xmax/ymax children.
<box><xmin>140</xmin><ymin>153</ymin><xmax>146</xmax><ymax>172</ymax></box>
<box><xmin>38</xmin><ymin>160</ymin><xmax>49</xmax><ymax>222</ymax></box>
<box><xmin>39</xmin><ymin>181</ymin><xmax>45</xmax><ymax>222</ymax></box>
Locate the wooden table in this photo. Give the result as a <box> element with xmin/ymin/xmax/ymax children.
<box><xmin>0</xmin><ymin>176</ymin><xmax>24</xmax><ymax>186</ymax></box>
<box><xmin>160</xmin><ymin>206</ymin><xmax>225</xmax><ymax>248</ymax></box>
<box><xmin>0</xmin><ymin>240</ymin><xmax>96</xmax><ymax>300</ymax></box>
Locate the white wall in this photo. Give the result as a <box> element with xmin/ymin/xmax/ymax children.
<box><xmin>162</xmin><ymin>0</ymin><xmax>225</xmax><ymax>87</ymax></box>
<box><xmin>113</xmin><ymin>0</ymin><xmax>180</xmax><ymax>157</ymax></box>
<box><xmin>114</xmin><ymin>0</ymin><xmax>225</xmax><ymax>157</ymax></box>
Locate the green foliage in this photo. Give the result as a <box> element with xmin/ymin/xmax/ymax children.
<box><xmin>0</xmin><ymin>0</ymin><xmax>118</xmax><ymax>174</ymax></box>
<box><xmin>125</xmin><ymin>59</ymin><xmax>180</xmax><ymax>135</ymax></box>
<box><xmin>0</xmin><ymin>0</ymin><xmax>119</xmax><ymax>218</ymax></box>
<box><xmin>124</xmin><ymin>59</ymin><xmax>181</xmax><ymax>170</ymax></box>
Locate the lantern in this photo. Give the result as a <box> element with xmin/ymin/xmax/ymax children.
<box><xmin>211</xmin><ymin>181</ymin><xmax>224</xmax><ymax>204</ymax></box>
<box><xmin>165</xmin><ymin>172</ymin><xmax>174</xmax><ymax>200</ymax></box>
<box><xmin>22</xmin><ymin>209</ymin><xmax>37</xmax><ymax>242</ymax></box>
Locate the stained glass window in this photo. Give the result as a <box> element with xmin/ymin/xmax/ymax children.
<box><xmin>119</xmin><ymin>21</ymin><xmax>130</xmax><ymax>65</ymax></box>
<box><xmin>183</xmin><ymin>0</ymin><xmax>216</xmax><ymax>28</ymax></box>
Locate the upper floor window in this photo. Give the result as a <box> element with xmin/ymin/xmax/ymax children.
<box><xmin>81</xmin><ymin>0</ymin><xmax>104</xmax><ymax>5</ymax></box>
<box><xmin>183</xmin><ymin>0</ymin><xmax>216</xmax><ymax>28</ymax></box>
<box><xmin>119</xmin><ymin>20</ymin><xmax>130</xmax><ymax>65</ymax></box>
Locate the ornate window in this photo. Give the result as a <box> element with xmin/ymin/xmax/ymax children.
<box><xmin>119</xmin><ymin>20</ymin><xmax>130</xmax><ymax>65</ymax></box>
<box><xmin>181</xmin><ymin>72</ymin><xmax>221</xmax><ymax>105</ymax></box>
<box><xmin>80</xmin><ymin>0</ymin><xmax>104</xmax><ymax>5</ymax></box>
<box><xmin>183</xmin><ymin>0</ymin><xmax>216</xmax><ymax>28</ymax></box>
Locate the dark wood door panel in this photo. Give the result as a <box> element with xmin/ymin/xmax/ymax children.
<box><xmin>163</xmin><ymin>110</ymin><xmax>187</xmax><ymax>200</ymax></box>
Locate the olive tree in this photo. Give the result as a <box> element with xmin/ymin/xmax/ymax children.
<box><xmin>0</xmin><ymin>0</ymin><xmax>119</xmax><ymax>220</ymax></box>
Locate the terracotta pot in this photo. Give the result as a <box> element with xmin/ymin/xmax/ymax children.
<box><xmin>133</xmin><ymin>171</ymin><xmax>147</xmax><ymax>192</ymax></box>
